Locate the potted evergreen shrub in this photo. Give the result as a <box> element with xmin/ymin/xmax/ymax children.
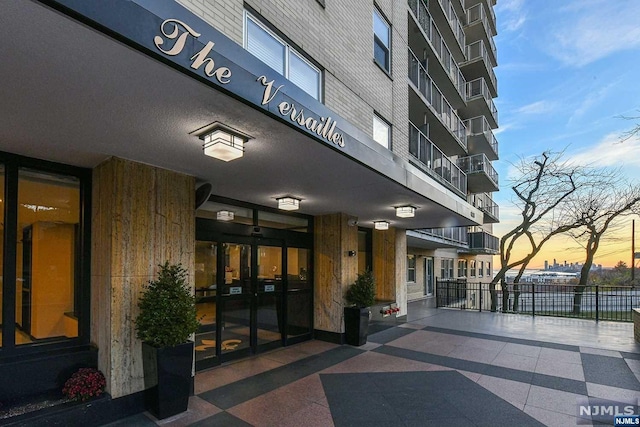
<box><xmin>135</xmin><ymin>262</ymin><xmax>200</xmax><ymax>420</ymax></box>
<box><xmin>344</xmin><ymin>270</ymin><xmax>376</xmax><ymax>346</ymax></box>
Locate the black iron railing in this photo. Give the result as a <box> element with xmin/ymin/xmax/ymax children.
<box><xmin>435</xmin><ymin>279</ymin><xmax>640</xmax><ymax>322</ymax></box>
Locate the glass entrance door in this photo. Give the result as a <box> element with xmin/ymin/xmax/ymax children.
<box><xmin>195</xmin><ymin>237</ymin><xmax>286</xmax><ymax>367</ymax></box>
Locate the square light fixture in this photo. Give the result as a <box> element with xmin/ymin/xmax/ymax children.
<box><xmin>217</xmin><ymin>210</ymin><xmax>234</xmax><ymax>221</ymax></box>
<box><xmin>193</xmin><ymin>122</ymin><xmax>251</xmax><ymax>162</ymax></box>
<box><xmin>395</xmin><ymin>206</ymin><xmax>416</xmax><ymax>218</ymax></box>
<box><xmin>277</xmin><ymin>197</ymin><xmax>300</xmax><ymax>211</ymax></box>
<box><xmin>374</xmin><ymin>221</ymin><xmax>389</xmax><ymax>230</ymax></box>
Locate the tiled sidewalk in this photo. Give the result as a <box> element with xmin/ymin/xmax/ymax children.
<box><xmin>108</xmin><ymin>304</ymin><xmax>640</xmax><ymax>426</ymax></box>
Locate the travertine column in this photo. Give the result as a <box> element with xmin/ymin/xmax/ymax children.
<box><xmin>91</xmin><ymin>157</ymin><xmax>194</xmax><ymax>398</ymax></box>
<box><xmin>373</xmin><ymin>227</ymin><xmax>407</xmax><ymax>315</ymax></box>
<box><xmin>314</xmin><ymin>213</ymin><xmax>358</xmax><ymax>335</ymax></box>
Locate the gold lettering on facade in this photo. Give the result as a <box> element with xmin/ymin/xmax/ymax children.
<box><xmin>257</xmin><ymin>76</ymin><xmax>345</xmax><ymax>147</ymax></box>
<box><xmin>154</xmin><ymin>19</ymin><xmax>200</xmax><ymax>56</ymax></box>
<box><xmin>154</xmin><ymin>19</ymin><xmax>232</xmax><ymax>85</ymax></box>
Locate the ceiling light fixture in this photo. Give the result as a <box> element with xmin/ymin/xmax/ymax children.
<box><xmin>193</xmin><ymin>122</ymin><xmax>251</xmax><ymax>162</ymax></box>
<box><xmin>395</xmin><ymin>206</ymin><xmax>416</xmax><ymax>218</ymax></box>
<box><xmin>216</xmin><ymin>210</ymin><xmax>234</xmax><ymax>221</ymax></box>
<box><xmin>277</xmin><ymin>197</ymin><xmax>300</xmax><ymax>211</ymax></box>
<box><xmin>374</xmin><ymin>221</ymin><xmax>389</xmax><ymax>230</ymax></box>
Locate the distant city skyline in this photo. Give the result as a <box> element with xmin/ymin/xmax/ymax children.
<box><xmin>492</xmin><ymin>0</ymin><xmax>640</xmax><ymax>268</ymax></box>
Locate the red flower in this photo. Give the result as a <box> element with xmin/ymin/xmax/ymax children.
<box><xmin>62</xmin><ymin>368</ymin><xmax>106</xmax><ymax>402</ymax></box>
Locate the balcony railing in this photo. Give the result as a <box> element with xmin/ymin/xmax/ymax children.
<box><xmin>437</xmin><ymin>0</ymin><xmax>466</xmax><ymax>54</ymax></box>
<box><xmin>408</xmin><ymin>0</ymin><xmax>466</xmax><ymax>98</ymax></box>
<box><xmin>414</xmin><ymin>227</ymin><xmax>468</xmax><ymax>245</ymax></box>
<box><xmin>409</xmin><ymin>50</ymin><xmax>467</xmax><ymax>149</ymax></box>
<box><xmin>468</xmin><ymin>230</ymin><xmax>499</xmax><ymax>252</ymax></box>
<box><xmin>456</xmin><ymin>153</ymin><xmax>498</xmax><ymax>187</ymax></box>
<box><xmin>464</xmin><ymin>116</ymin><xmax>498</xmax><ymax>157</ymax></box>
<box><xmin>466</xmin><ymin>3</ymin><xmax>497</xmax><ymax>59</ymax></box>
<box><xmin>467</xmin><ymin>192</ymin><xmax>499</xmax><ymax>221</ymax></box>
<box><xmin>409</xmin><ymin>122</ymin><xmax>467</xmax><ymax>196</ymax></box>
<box><xmin>465</xmin><ymin>40</ymin><xmax>497</xmax><ymax>92</ymax></box>
<box><xmin>466</xmin><ymin>78</ymin><xmax>498</xmax><ymax>125</ymax></box>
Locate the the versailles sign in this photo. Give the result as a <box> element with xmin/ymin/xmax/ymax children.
<box><xmin>154</xmin><ymin>19</ymin><xmax>345</xmax><ymax>148</ymax></box>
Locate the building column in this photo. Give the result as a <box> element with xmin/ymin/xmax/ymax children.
<box><xmin>91</xmin><ymin>157</ymin><xmax>195</xmax><ymax>398</ymax></box>
<box><xmin>373</xmin><ymin>227</ymin><xmax>407</xmax><ymax>315</ymax></box>
<box><xmin>313</xmin><ymin>213</ymin><xmax>358</xmax><ymax>339</ymax></box>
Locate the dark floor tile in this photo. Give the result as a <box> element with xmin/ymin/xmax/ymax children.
<box><xmin>582</xmin><ymin>353</ymin><xmax>640</xmax><ymax>390</ymax></box>
<box><xmin>322</xmin><ymin>371</ymin><xmax>544</xmax><ymax>427</ymax></box>
<box><xmin>422</xmin><ymin>326</ymin><xmax>579</xmax><ymax>352</ymax></box>
<box><xmin>189</xmin><ymin>411</ymin><xmax>253</xmax><ymax>427</ymax></box>
<box><xmin>621</xmin><ymin>351</ymin><xmax>640</xmax><ymax>360</ymax></box>
<box><xmin>368</xmin><ymin>325</ymin><xmax>415</xmax><ymax>344</ymax></box>
<box><xmin>531</xmin><ymin>372</ymin><xmax>588</xmax><ymax>395</ymax></box>
<box><xmin>199</xmin><ymin>345</ymin><xmax>364</xmax><ymax>409</ymax></box>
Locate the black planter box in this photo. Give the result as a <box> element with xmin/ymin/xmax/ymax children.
<box><xmin>142</xmin><ymin>341</ymin><xmax>193</xmax><ymax>420</ymax></box>
<box><xmin>344</xmin><ymin>306</ymin><xmax>370</xmax><ymax>346</ymax></box>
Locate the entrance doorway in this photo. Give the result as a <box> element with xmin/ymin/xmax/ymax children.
<box><xmin>194</xmin><ymin>227</ymin><xmax>312</xmax><ymax>370</ymax></box>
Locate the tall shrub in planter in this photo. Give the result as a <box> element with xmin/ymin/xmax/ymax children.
<box><xmin>135</xmin><ymin>262</ymin><xmax>200</xmax><ymax>420</ymax></box>
<box><xmin>344</xmin><ymin>270</ymin><xmax>376</xmax><ymax>346</ymax></box>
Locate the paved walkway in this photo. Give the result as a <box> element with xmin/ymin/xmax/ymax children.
<box><xmin>108</xmin><ymin>302</ymin><xmax>640</xmax><ymax>426</ymax></box>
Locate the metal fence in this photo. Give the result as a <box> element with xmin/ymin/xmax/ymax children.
<box><xmin>435</xmin><ymin>278</ymin><xmax>640</xmax><ymax>322</ymax></box>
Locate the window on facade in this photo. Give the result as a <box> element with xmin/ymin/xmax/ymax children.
<box><xmin>245</xmin><ymin>12</ymin><xmax>321</xmax><ymax>100</ymax></box>
<box><xmin>373</xmin><ymin>114</ymin><xmax>390</xmax><ymax>148</ymax></box>
<box><xmin>479</xmin><ymin>261</ymin><xmax>484</xmax><ymax>277</ymax></box>
<box><xmin>15</xmin><ymin>168</ymin><xmax>82</xmax><ymax>345</ymax></box>
<box><xmin>373</xmin><ymin>8</ymin><xmax>391</xmax><ymax>72</ymax></box>
<box><xmin>407</xmin><ymin>255</ymin><xmax>416</xmax><ymax>282</ymax></box>
<box><xmin>457</xmin><ymin>259</ymin><xmax>467</xmax><ymax>278</ymax></box>
<box><xmin>470</xmin><ymin>260</ymin><xmax>476</xmax><ymax>277</ymax></box>
<box><xmin>440</xmin><ymin>258</ymin><xmax>453</xmax><ymax>279</ymax></box>
<box><xmin>487</xmin><ymin>262</ymin><xmax>491</xmax><ymax>277</ymax></box>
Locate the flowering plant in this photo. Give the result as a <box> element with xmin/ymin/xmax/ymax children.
<box><xmin>62</xmin><ymin>368</ymin><xmax>106</xmax><ymax>402</ymax></box>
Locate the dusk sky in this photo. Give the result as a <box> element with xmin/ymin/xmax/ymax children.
<box><xmin>492</xmin><ymin>0</ymin><xmax>640</xmax><ymax>268</ymax></box>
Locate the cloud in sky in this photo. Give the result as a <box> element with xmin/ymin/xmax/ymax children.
<box><xmin>547</xmin><ymin>1</ymin><xmax>640</xmax><ymax>67</ymax></box>
<box><xmin>569</xmin><ymin>131</ymin><xmax>640</xmax><ymax>168</ymax></box>
<box><xmin>515</xmin><ymin>100</ymin><xmax>555</xmax><ymax>115</ymax></box>
<box><xmin>497</xmin><ymin>0</ymin><xmax>527</xmax><ymax>33</ymax></box>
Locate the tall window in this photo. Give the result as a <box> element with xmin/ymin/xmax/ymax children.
<box><xmin>245</xmin><ymin>12</ymin><xmax>321</xmax><ymax>100</ymax></box>
<box><xmin>373</xmin><ymin>114</ymin><xmax>390</xmax><ymax>148</ymax></box>
<box><xmin>457</xmin><ymin>259</ymin><xmax>467</xmax><ymax>278</ymax></box>
<box><xmin>440</xmin><ymin>258</ymin><xmax>453</xmax><ymax>279</ymax></box>
<box><xmin>0</xmin><ymin>155</ymin><xmax>90</xmax><ymax>352</ymax></box>
<box><xmin>373</xmin><ymin>8</ymin><xmax>391</xmax><ymax>72</ymax></box>
<box><xmin>487</xmin><ymin>262</ymin><xmax>491</xmax><ymax>277</ymax></box>
<box><xmin>470</xmin><ymin>260</ymin><xmax>476</xmax><ymax>277</ymax></box>
<box><xmin>479</xmin><ymin>261</ymin><xmax>484</xmax><ymax>277</ymax></box>
<box><xmin>407</xmin><ymin>255</ymin><xmax>416</xmax><ymax>282</ymax></box>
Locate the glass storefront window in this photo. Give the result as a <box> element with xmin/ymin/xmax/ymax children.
<box><xmin>15</xmin><ymin>169</ymin><xmax>80</xmax><ymax>345</ymax></box>
<box><xmin>195</xmin><ymin>241</ymin><xmax>217</xmax><ymax>363</ymax></box>
<box><xmin>286</xmin><ymin>248</ymin><xmax>311</xmax><ymax>338</ymax></box>
<box><xmin>0</xmin><ymin>166</ymin><xmax>4</xmax><ymax>347</ymax></box>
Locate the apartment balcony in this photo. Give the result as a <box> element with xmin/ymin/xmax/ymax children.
<box><xmin>429</xmin><ymin>0</ymin><xmax>466</xmax><ymax>62</ymax></box>
<box><xmin>408</xmin><ymin>0</ymin><xmax>466</xmax><ymax>108</ymax></box>
<box><xmin>464</xmin><ymin>116</ymin><xmax>498</xmax><ymax>160</ymax></box>
<box><xmin>456</xmin><ymin>153</ymin><xmax>498</xmax><ymax>193</ymax></box>
<box><xmin>464</xmin><ymin>0</ymin><xmax>497</xmax><ymax>36</ymax></box>
<box><xmin>461</xmin><ymin>40</ymin><xmax>497</xmax><ymax>97</ymax></box>
<box><xmin>407</xmin><ymin>227</ymin><xmax>469</xmax><ymax>250</ymax></box>
<box><xmin>408</xmin><ymin>50</ymin><xmax>468</xmax><ymax>156</ymax></box>
<box><xmin>468</xmin><ymin>192</ymin><xmax>499</xmax><ymax>223</ymax></box>
<box><xmin>462</xmin><ymin>77</ymin><xmax>498</xmax><ymax>128</ymax></box>
<box><xmin>466</xmin><ymin>230</ymin><xmax>499</xmax><ymax>254</ymax></box>
<box><xmin>409</xmin><ymin>122</ymin><xmax>467</xmax><ymax>197</ymax></box>
<box><xmin>465</xmin><ymin>3</ymin><xmax>497</xmax><ymax>66</ymax></box>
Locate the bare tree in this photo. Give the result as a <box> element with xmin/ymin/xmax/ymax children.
<box><xmin>568</xmin><ymin>176</ymin><xmax>640</xmax><ymax>313</ymax></box>
<box><xmin>619</xmin><ymin>113</ymin><xmax>640</xmax><ymax>142</ymax></box>
<box><xmin>491</xmin><ymin>151</ymin><xmax>585</xmax><ymax>312</ymax></box>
